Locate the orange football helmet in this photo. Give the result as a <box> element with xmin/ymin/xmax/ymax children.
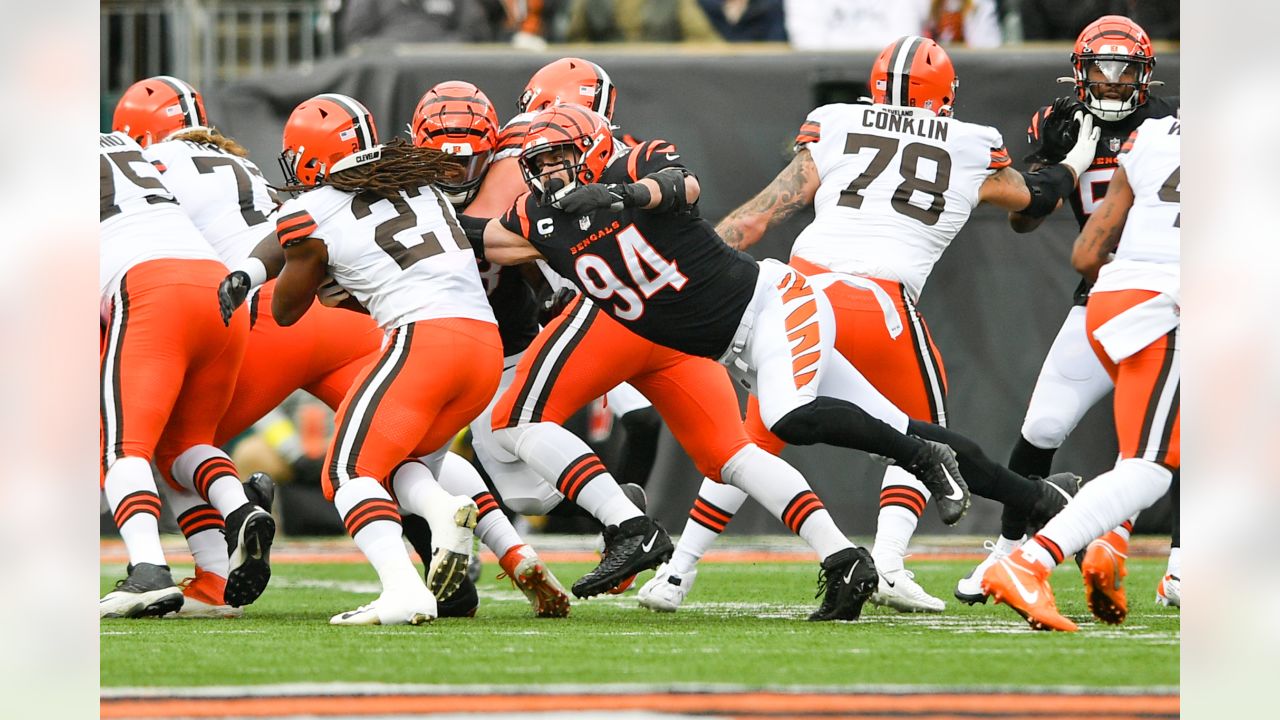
<box><xmin>279</xmin><ymin>93</ymin><xmax>381</xmax><ymax>187</ymax></box>
<box><xmin>410</xmin><ymin>81</ymin><xmax>501</xmax><ymax>206</ymax></box>
<box><xmin>520</xmin><ymin>105</ymin><xmax>614</xmax><ymax>206</ymax></box>
<box><xmin>518</xmin><ymin>57</ymin><xmax>617</xmax><ymax>121</ymax></box>
<box><xmin>1068</xmin><ymin>15</ymin><xmax>1156</xmax><ymax>121</ymax></box>
<box><xmin>112</xmin><ymin>75</ymin><xmax>209</xmax><ymax>147</ymax></box>
<box><xmin>868</xmin><ymin>36</ymin><xmax>957</xmax><ymax>117</ymax></box>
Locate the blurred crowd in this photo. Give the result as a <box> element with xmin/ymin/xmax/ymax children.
<box><xmin>336</xmin><ymin>0</ymin><xmax>1179</xmax><ymax>50</ymax></box>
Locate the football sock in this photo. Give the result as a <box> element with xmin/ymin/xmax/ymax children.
<box><xmin>995</xmin><ymin>534</ymin><xmax>1026</xmax><ymax>555</ymax></box>
<box><xmin>1035</xmin><ymin>458</ymin><xmax>1173</xmax><ymax>562</ymax></box>
<box><xmin>335</xmin><ymin>477</ymin><xmax>419</xmax><ymax>593</ymax></box>
<box><xmin>435</xmin><ymin>452</ymin><xmax>521</xmax><ymax>557</ymax></box>
<box><xmin>872</xmin><ymin>466</ymin><xmax>928</xmax><ymax>571</ymax></box>
<box><xmin>391</xmin><ymin>459</ymin><xmax>456</xmax><ymax>520</ymax></box>
<box><xmin>1021</xmin><ymin>535</ymin><xmax>1064</xmax><ymax>569</ymax></box>
<box><xmin>498</xmin><ymin>422</ymin><xmax>642</xmax><ymax>527</ymax></box>
<box><xmin>1169</xmin><ymin>470</ymin><xmax>1180</xmax><ymax>550</ymax></box>
<box><xmin>772</xmin><ymin>396</ymin><xmax>921</xmax><ymax>465</ymax></box>
<box><xmin>1001</xmin><ymin>435</ymin><xmax>1059</xmax><ymax>537</ymax></box>
<box><xmin>721</xmin><ymin>444</ymin><xmax>853</xmax><ymax>560</ymax></box>
<box><xmin>908</xmin><ymin>420</ymin><xmax>1042</xmax><ymax>516</ymax></box>
<box><xmin>168</xmin><ymin>487</ymin><xmax>229</xmax><ymax>577</ymax></box>
<box><xmin>170</xmin><ymin>446</ymin><xmax>251</xmax><ymax>518</ymax></box>
<box><xmin>1166</xmin><ymin>547</ymin><xmax>1181</xmax><ymax>578</ymax></box>
<box><xmin>1113</xmin><ymin>516</ymin><xmax>1137</xmax><ymax>543</ymax></box>
<box><xmin>671</xmin><ymin>477</ymin><xmax>748</xmax><ymax>575</ymax></box>
<box><xmin>104</xmin><ymin>456</ymin><xmax>167</xmax><ymax>568</ymax></box>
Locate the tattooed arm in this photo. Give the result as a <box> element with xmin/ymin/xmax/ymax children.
<box><xmin>1072</xmin><ymin>166</ymin><xmax>1133</xmax><ymax>283</ymax></box>
<box><xmin>715</xmin><ymin>148</ymin><xmax>820</xmax><ymax>250</ymax></box>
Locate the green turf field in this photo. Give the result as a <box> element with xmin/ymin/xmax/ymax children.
<box><xmin>100</xmin><ymin>552</ymin><xmax>1178</xmax><ymax>690</ymax></box>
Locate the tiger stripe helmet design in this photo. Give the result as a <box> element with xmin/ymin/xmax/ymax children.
<box><xmin>518</xmin><ymin>58</ymin><xmax>617</xmax><ymax>121</ymax></box>
<box><xmin>1069</xmin><ymin>15</ymin><xmax>1156</xmax><ymax>121</ymax></box>
<box><xmin>279</xmin><ymin>93</ymin><xmax>381</xmax><ymax>187</ymax></box>
<box><xmin>869</xmin><ymin>36</ymin><xmax>957</xmax><ymax>117</ymax></box>
<box><xmin>112</xmin><ymin>76</ymin><xmax>209</xmax><ymax>147</ymax></box>
<box><xmin>520</xmin><ymin>105</ymin><xmax>614</xmax><ymax>206</ymax></box>
<box><xmin>410</xmin><ymin>81</ymin><xmax>501</xmax><ymax>206</ymax></box>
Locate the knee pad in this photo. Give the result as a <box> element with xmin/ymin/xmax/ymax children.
<box><xmin>1020</xmin><ymin>414</ymin><xmax>1072</xmax><ymax>451</ymax></box>
<box><xmin>768</xmin><ymin>402</ymin><xmax>826</xmax><ymax>447</ymax></box>
<box><xmin>497</xmin><ymin>486</ymin><xmax>564</xmax><ymax>516</ymax></box>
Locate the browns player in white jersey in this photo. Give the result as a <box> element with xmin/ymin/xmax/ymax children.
<box><xmin>271</xmin><ymin>93</ymin><xmax>502</xmax><ymax>625</ymax></box>
<box><xmin>983</xmin><ymin>115</ymin><xmax>1180</xmax><ymax>632</ymax></box>
<box><xmin>639</xmin><ymin>36</ymin><xmax>1098</xmax><ymax>615</ymax></box>
<box><xmin>964</xmin><ymin>15</ymin><xmax>1181</xmax><ymax>609</ymax></box>
<box><xmin>99</xmin><ymin>131</ymin><xmax>274</xmax><ymax>618</ymax></box>
<box><xmin>113</xmin><ymin>76</ymin><xmax>384</xmax><ymax>618</ymax></box>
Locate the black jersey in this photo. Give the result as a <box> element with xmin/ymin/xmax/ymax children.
<box><xmin>1027</xmin><ymin>95</ymin><xmax>1179</xmax><ymax>302</ymax></box>
<box><xmin>498</xmin><ymin>140</ymin><xmax>759</xmax><ymax>359</ymax></box>
<box><xmin>476</xmin><ymin>259</ymin><xmax>539</xmax><ymax>357</ymax></box>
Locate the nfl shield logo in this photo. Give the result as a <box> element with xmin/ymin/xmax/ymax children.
<box><xmin>579</xmin><ymin>216</ymin><xmax>591</xmax><ymax>230</ymax></box>
<box><xmin>1108</xmin><ymin>137</ymin><xmax>1122</xmax><ymax>152</ymax></box>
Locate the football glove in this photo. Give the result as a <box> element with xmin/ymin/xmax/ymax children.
<box><xmin>555</xmin><ymin>183</ymin><xmax>647</xmax><ymax>214</ymax></box>
<box><xmin>217</xmin><ymin>270</ymin><xmax>251</xmax><ymax>326</ymax></box>
<box><xmin>1028</xmin><ymin>97</ymin><xmax>1084</xmax><ymax>165</ymax></box>
<box><xmin>538</xmin><ymin>286</ymin><xmax>579</xmax><ymax>326</ymax></box>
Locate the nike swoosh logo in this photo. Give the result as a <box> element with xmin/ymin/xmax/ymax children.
<box><xmin>1003</xmin><ymin>560</ymin><xmax>1040</xmax><ymax>604</ymax></box>
<box><xmin>883</xmin><ymin>574</ymin><xmax>896</xmax><ymax>588</ymax></box>
<box><xmin>843</xmin><ymin>559</ymin><xmax>860</xmax><ymax>584</ymax></box>
<box><xmin>665</xmin><ymin>153</ymin><xmax>680</xmax><ymax>160</ymax></box>
<box><xmin>641</xmin><ymin>532</ymin><xmax>658</xmax><ymax>552</ymax></box>
<box><xmin>942</xmin><ymin>464</ymin><xmax>965</xmax><ymax>501</ymax></box>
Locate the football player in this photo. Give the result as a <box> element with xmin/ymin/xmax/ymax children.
<box><xmin>983</xmin><ymin>113</ymin><xmax>1180</xmax><ymax>631</ymax></box>
<box><xmin>272</xmin><ymin>93</ymin><xmax>503</xmax><ymax>625</ymax></box>
<box><xmin>962</xmin><ymin>15</ymin><xmax>1180</xmax><ymax>608</ymax></box>
<box><xmin>637</xmin><ymin>36</ymin><xmax>1095</xmax><ymax>615</ymax></box>
<box><xmin>99</xmin><ymin>130</ymin><xmax>273</xmax><ymax>618</ymax></box>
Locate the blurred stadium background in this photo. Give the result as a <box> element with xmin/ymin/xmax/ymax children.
<box><xmin>99</xmin><ymin>0</ymin><xmax>1180</xmax><ymax>540</ymax></box>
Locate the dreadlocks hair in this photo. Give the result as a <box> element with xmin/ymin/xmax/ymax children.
<box><xmin>170</xmin><ymin>127</ymin><xmax>250</xmax><ymax>158</ymax></box>
<box><xmin>301</xmin><ymin>138</ymin><xmax>466</xmax><ymax>200</ymax></box>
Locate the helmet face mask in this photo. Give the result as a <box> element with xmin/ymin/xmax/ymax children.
<box><xmin>410</xmin><ymin>81</ymin><xmax>500</xmax><ymax>206</ymax></box>
<box><xmin>519</xmin><ymin>105</ymin><xmax>613</xmax><ymax>206</ymax></box>
<box><xmin>1070</xmin><ymin>15</ymin><xmax>1156</xmax><ymax>121</ymax></box>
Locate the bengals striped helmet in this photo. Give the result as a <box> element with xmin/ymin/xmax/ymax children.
<box><xmin>520</xmin><ymin>105</ymin><xmax>614</xmax><ymax>206</ymax></box>
<box><xmin>410</xmin><ymin>81</ymin><xmax>501</xmax><ymax>206</ymax></box>
<box><xmin>112</xmin><ymin>76</ymin><xmax>209</xmax><ymax>147</ymax></box>
<box><xmin>518</xmin><ymin>58</ymin><xmax>617</xmax><ymax>121</ymax></box>
<box><xmin>279</xmin><ymin>93</ymin><xmax>380</xmax><ymax>187</ymax></box>
<box><xmin>869</xmin><ymin>36</ymin><xmax>957</xmax><ymax>117</ymax></box>
<box><xmin>1069</xmin><ymin>16</ymin><xmax>1156</xmax><ymax>121</ymax></box>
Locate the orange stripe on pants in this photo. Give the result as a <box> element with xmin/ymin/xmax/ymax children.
<box><xmin>1085</xmin><ymin>289</ymin><xmax>1180</xmax><ymax>469</ymax></box>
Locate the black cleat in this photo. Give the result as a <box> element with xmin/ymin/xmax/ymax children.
<box><xmin>1027</xmin><ymin>472</ymin><xmax>1084</xmax><ymax>534</ymax></box>
<box><xmin>572</xmin><ymin>516</ymin><xmax>672</xmax><ymax>598</ymax></box>
<box><xmin>243</xmin><ymin>472</ymin><xmax>275</xmax><ymax>513</ymax></box>
<box><xmin>99</xmin><ymin>563</ymin><xmax>184</xmax><ymax>618</ymax></box>
<box><xmin>904</xmin><ymin>439</ymin><xmax>970</xmax><ymax>525</ymax></box>
<box><xmin>437</xmin><ymin>575</ymin><xmax>479</xmax><ymax>618</ymax></box>
<box><xmin>224</xmin><ymin>502</ymin><xmax>275</xmax><ymax>607</ymax></box>
<box><xmin>809</xmin><ymin>547</ymin><xmax>878</xmax><ymax>621</ymax></box>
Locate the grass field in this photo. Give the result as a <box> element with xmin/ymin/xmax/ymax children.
<box><xmin>100</xmin><ymin>537</ymin><xmax>1178</xmax><ymax>695</ymax></box>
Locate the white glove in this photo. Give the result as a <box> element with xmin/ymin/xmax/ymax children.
<box><xmin>1059</xmin><ymin>111</ymin><xmax>1101</xmax><ymax>180</ymax></box>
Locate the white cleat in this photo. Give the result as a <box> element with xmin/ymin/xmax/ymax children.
<box><xmin>1155</xmin><ymin>574</ymin><xmax>1180</xmax><ymax>607</ymax></box>
<box><xmin>425</xmin><ymin>495</ymin><xmax>479</xmax><ymax>601</ymax></box>
<box><xmin>330</xmin><ymin>587</ymin><xmax>437</xmax><ymax>626</ymax></box>
<box><xmin>637</xmin><ymin>563</ymin><xmax>696</xmax><ymax>613</ymax></box>
<box><xmin>870</xmin><ymin>567</ymin><xmax>945</xmax><ymax>613</ymax></box>
<box><xmin>954</xmin><ymin>539</ymin><xmax>1017</xmax><ymax>605</ymax></box>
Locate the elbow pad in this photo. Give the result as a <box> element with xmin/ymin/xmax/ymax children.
<box><xmin>457</xmin><ymin>214</ymin><xmax>488</xmax><ymax>260</ymax></box>
<box><xmin>647</xmin><ymin>167</ymin><xmax>691</xmax><ymax>214</ymax></box>
<box><xmin>1018</xmin><ymin>163</ymin><xmax>1076</xmax><ymax>218</ymax></box>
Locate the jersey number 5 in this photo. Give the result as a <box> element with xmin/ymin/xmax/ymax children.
<box><xmin>100</xmin><ymin>151</ymin><xmax>176</xmax><ymax>222</ymax></box>
<box><xmin>573</xmin><ymin>225</ymin><xmax>688</xmax><ymax>321</ymax></box>
<box><xmin>837</xmin><ymin>133</ymin><xmax>952</xmax><ymax>226</ymax></box>
<box><xmin>350</xmin><ymin>187</ymin><xmax>469</xmax><ymax>270</ymax></box>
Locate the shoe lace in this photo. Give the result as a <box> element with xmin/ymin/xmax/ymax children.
<box><xmin>177</xmin><ymin>577</ymin><xmax>195</xmax><ymax>590</ymax></box>
<box><xmin>813</xmin><ymin>566</ymin><xmax>830</xmax><ymax>600</ymax></box>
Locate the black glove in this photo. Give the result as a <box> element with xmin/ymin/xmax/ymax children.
<box><xmin>217</xmin><ymin>270</ymin><xmax>251</xmax><ymax>326</ymax></box>
<box><xmin>555</xmin><ymin>183</ymin><xmax>646</xmax><ymax>214</ymax></box>
<box><xmin>538</xmin><ymin>286</ymin><xmax>579</xmax><ymax>326</ymax></box>
<box><xmin>1028</xmin><ymin>97</ymin><xmax>1084</xmax><ymax>165</ymax></box>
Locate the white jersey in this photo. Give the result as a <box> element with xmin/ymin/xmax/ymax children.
<box><xmin>99</xmin><ymin>132</ymin><xmax>219</xmax><ymax>301</ymax></box>
<box><xmin>277</xmin><ymin>184</ymin><xmax>495</xmax><ymax>331</ymax></box>
<box><xmin>790</xmin><ymin>103</ymin><xmax>1011</xmax><ymax>300</ymax></box>
<box><xmin>1092</xmin><ymin>116</ymin><xmax>1181</xmax><ymax>298</ymax></box>
<box><xmin>144</xmin><ymin>137</ymin><xmax>279</xmax><ymax>264</ymax></box>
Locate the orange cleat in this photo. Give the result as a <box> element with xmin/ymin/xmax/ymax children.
<box><xmin>177</xmin><ymin>568</ymin><xmax>243</xmax><ymax>618</ymax></box>
<box><xmin>498</xmin><ymin>544</ymin><xmax>570</xmax><ymax>618</ymax></box>
<box><xmin>1081</xmin><ymin>531</ymin><xmax>1129</xmax><ymax>624</ymax></box>
<box><xmin>981</xmin><ymin>551</ymin><xmax>1078</xmax><ymax>632</ymax></box>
